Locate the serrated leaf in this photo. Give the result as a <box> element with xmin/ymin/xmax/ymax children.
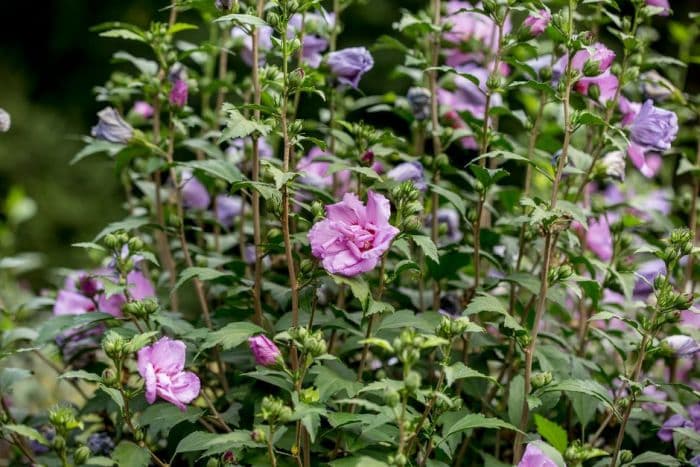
<box><xmin>174</xmin><ymin>267</ymin><xmax>234</xmax><ymax>291</ymax></box>
<box><xmin>180</xmin><ymin>159</ymin><xmax>243</xmax><ymax>184</ymax></box>
<box><xmin>540</xmin><ymin>379</ymin><xmax>617</xmax><ymax>417</ymax></box>
<box><xmin>464</xmin><ymin>294</ymin><xmax>525</xmax><ymax>334</ymax></box>
<box><xmin>214</xmin><ymin>14</ymin><xmax>268</xmax><ymax>27</ymax></box>
<box><xmin>199</xmin><ymin>321</ymin><xmax>263</xmax><ymax>351</ymax></box>
<box><xmin>60</xmin><ymin>370</ymin><xmax>102</xmax><ymax>383</ymax></box>
<box><xmin>625</xmin><ymin>451</ymin><xmax>680</xmax><ymax>466</ymax></box>
<box><xmin>331</xmin><ymin>275</ymin><xmax>370</xmax><ymax>310</ymax></box>
<box><xmin>411</xmin><ymin>235</ymin><xmax>440</xmax><ymax>264</ymax></box>
<box><xmin>3</xmin><ymin>424</ymin><xmax>48</xmax><ymax>445</ymax></box>
<box><xmin>445</xmin><ymin>413</ymin><xmax>521</xmax><ymax>438</ymax></box>
<box><xmin>100</xmin><ymin>29</ymin><xmax>145</xmax><ymax>42</ymax></box>
<box><xmin>37</xmin><ymin>312</ymin><xmax>114</xmax><ymax>343</ymax></box>
<box><xmin>139</xmin><ymin>404</ymin><xmax>204</xmax><ymax>438</ymax></box>
<box><xmin>534</xmin><ymin>414</ymin><xmax>568</xmax><ymax>453</ymax></box>
<box><xmin>444</xmin><ymin>362</ymin><xmax>496</xmax><ymax>387</ymax></box>
<box><xmin>112</xmin><ymin>441</ymin><xmax>150</xmax><ymax>467</ymax></box>
<box><xmin>219</xmin><ymin>106</ymin><xmax>270</xmax><ymax>141</ymax></box>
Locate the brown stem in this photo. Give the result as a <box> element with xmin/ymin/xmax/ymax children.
<box><xmin>357</xmin><ymin>255</ymin><xmax>387</xmax><ymax>381</ymax></box>
<box><xmin>512</xmin><ymin>23</ymin><xmax>575</xmax><ymax>460</ymax></box>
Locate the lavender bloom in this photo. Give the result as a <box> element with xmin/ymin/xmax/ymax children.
<box><xmin>518</xmin><ymin>444</ymin><xmax>557</xmax><ymax>467</ymax></box>
<box><xmin>629</xmin><ymin>100</ymin><xmax>678</xmax><ymax>152</ymax></box>
<box><xmin>627</xmin><ymin>142</ymin><xmax>662</xmax><ymax>178</ymax></box>
<box><xmin>0</xmin><ymin>108</ymin><xmax>10</xmax><ymax>132</ymax></box>
<box><xmin>572</xmin><ymin>42</ymin><xmax>615</xmax><ymax>76</ymax></box>
<box><xmin>633</xmin><ymin>259</ymin><xmax>666</xmax><ymax>297</ymax></box>
<box><xmin>658</xmin><ymin>414</ymin><xmax>692</xmax><ymax>442</ymax></box>
<box><xmin>288</xmin><ymin>14</ymin><xmax>331</xmax><ymax>68</ymax></box>
<box><xmin>215</xmin><ymin>195</ymin><xmax>243</xmax><ymax>228</ymax></box>
<box><xmin>232</xmin><ymin>26</ymin><xmax>274</xmax><ymax>66</ymax></box>
<box><xmin>29</xmin><ymin>427</ymin><xmax>55</xmax><ymax>455</ymax></box>
<box><xmin>586</xmin><ymin>217</ymin><xmax>613</xmax><ymax>262</ymax></box>
<box><xmin>437</xmin><ymin>65</ymin><xmax>500</xmax><ymax>119</ymax></box>
<box><xmin>54</xmin><ymin>290</ymin><xmax>96</xmax><ymax>316</ymax></box>
<box><xmin>443</xmin><ymin>1</ymin><xmax>511</xmax><ymax>54</ymax></box>
<box><xmin>169</xmin><ymin>79</ymin><xmax>188</xmax><ymax>108</ymax></box>
<box><xmin>429</xmin><ymin>208</ymin><xmax>463</xmax><ymax>244</ymax></box>
<box><xmin>327</xmin><ymin>47</ymin><xmax>374</xmax><ymax>88</ymax></box>
<box><xmin>308</xmin><ymin>191</ymin><xmax>399</xmax><ymax>276</ymax></box>
<box><xmin>181</xmin><ymin>170</ymin><xmax>211</xmax><ymax>210</ymax></box>
<box><xmin>641</xmin><ymin>385</ymin><xmax>668</xmax><ymax>414</ymax></box>
<box><xmin>522</xmin><ymin>9</ymin><xmax>551</xmax><ymax>37</ymax></box>
<box><xmin>132</xmin><ymin>101</ymin><xmax>154</xmax><ymax>119</ymax></box>
<box><xmin>297</xmin><ymin>146</ymin><xmax>351</xmax><ymax>195</ymax></box>
<box><xmin>407</xmin><ymin>87</ymin><xmax>431</xmax><ymax>121</ymax></box>
<box><xmin>215</xmin><ymin>0</ymin><xmax>232</xmax><ymax>11</ymax></box>
<box><xmin>248</xmin><ymin>335</ymin><xmax>281</xmax><ymax>366</ymax></box>
<box><xmin>137</xmin><ymin>337</ymin><xmax>201</xmax><ymax>410</ymax></box>
<box><xmin>87</xmin><ymin>432</ymin><xmax>115</xmax><ymax>455</ymax></box>
<box><xmin>645</xmin><ymin>0</ymin><xmax>670</xmax><ymax>15</ymax></box>
<box><xmin>575</xmin><ymin>70</ymin><xmax>619</xmax><ymax>103</ymax></box>
<box><xmin>91</xmin><ymin>108</ymin><xmax>133</xmax><ymax>144</ymax></box>
<box><xmin>97</xmin><ymin>270</ymin><xmax>156</xmax><ymax>317</ymax></box>
<box><xmin>619</xmin><ymin>96</ymin><xmax>642</xmax><ymax>126</ymax></box>
<box><xmin>663</xmin><ymin>335</ymin><xmax>700</xmax><ymax>357</ymax></box>
<box><xmin>387</xmin><ymin>161</ymin><xmax>427</xmax><ymax>191</ymax></box>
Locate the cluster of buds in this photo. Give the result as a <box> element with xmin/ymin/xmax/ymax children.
<box><xmin>547</xmin><ymin>263</ymin><xmax>574</xmax><ymax>285</ymax></box>
<box><xmin>658</xmin><ymin>228</ymin><xmax>695</xmax><ymax>265</ymax></box>
<box><xmin>392</xmin><ymin>329</ymin><xmax>424</xmax><ymax>367</ymax></box>
<box><xmin>289</xmin><ymin>327</ymin><xmax>327</xmax><ymax>359</ymax></box>
<box><xmin>122</xmin><ymin>298</ymin><xmax>159</xmax><ymax>319</ymax></box>
<box><xmin>436</xmin><ymin>316</ymin><xmax>472</xmax><ymax>340</ymax></box>
<box><xmin>260</xmin><ymin>396</ymin><xmax>293</xmax><ymax>424</ymax></box>
<box><xmin>391</xmin><ymin>181</ymin><xmax>423</xmax><ymax>232</ymax></box>
<box><xmin>102</xmin><ymin>331</ymin><xmax>128</xmax><ymax>361</ymax></box>
<box><xmin>531</xmin><ymin>371</ymin><xmax>553</xmax><ymax>389</ymax></box>
<box><xmin>654</xmin><ymin>275</ymin><xmax>693</xmax><ymax>314</ymax></box>
<box><xmin>564</xmin><ymin>440</ymin><xmax>611</xmax><ymax>465</ymax></box>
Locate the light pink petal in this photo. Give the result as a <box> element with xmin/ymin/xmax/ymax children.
<box><xmin>127</xmin><ymin>271</ymin><xmax>156</xmax><ymax>300</ymax></box>
<box><xmin>170</xmin><ymin>371</ymin><xmax>201</xmax><ymax>406</ymax></box>
<box><xmin>53</xmin><ymin>290</ymin><xmax>95</xmax><ymax>316</ymax></box>
<box><xmin>365</xmin><ymin>191</ymin><xmax>392</xmax><ymax>227</ymax></box>
<box><xmin>326</xmin><ymin>193</ymin><xmax>365</xmax><ymax>225</ymax></box>
<box><xmin>97</xmin><ymin>293</ymin><xmax>125</xmax><ymax>317</ymax></box>
<box><xmin>144</xmin><ymin>363</ymin><xmax>157</xmax><ymax>404</ymax></box>
<box><xmin>137</xmin><ymin>346</ymin><xmax>152</xmax><ymax>379</ymax></box>
<box><xmin>149</xmin><ymin>337</ymin><xmax>186</xmax><ymax>374</ymax></box>
<box><xmin>308</xmin><ymin>220</ymin><xmax>341</xmax><ymax>259</ymax></box>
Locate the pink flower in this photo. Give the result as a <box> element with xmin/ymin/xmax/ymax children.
<box><xmin>53</xmin><ymin>290</ymin><xmax>96</xmax><ymax>316</ymax></box>
<box><xmin>169</xmin><ymin>79</ymin><xmax>188</xmax><ymax>108</ymax></box>
<box><xmin>645</xmin><ymin>0</ymin><xmax>670</xmax><ymax>16</ymax></box>
<box><xmin>571</xmin><ymin>42</ymin><xmax>615</xmax><ymax>76</ymax></box>
<box><xmin>137</xmin><ymin>337</ymin><xmax>201</xmax><ymax>410</ymax></box>
<box><xmin>97</xmin><ymin>271</ymin><xmax>156</xmax><ymax>317</ymax></box>
<box><xmin>575</xmin><ymin>70</ymin><xmax>619</xmax><ymax>103</ymax></box>
<box><xmin>627</xmin><ymin>142</ymin><xmax>662</xmax><ymax>178</ymax></box>
<box><xmin>296</xmin><ymin>147</ymin><xmax>351</xmax><ymax>195</ymax></box>
<box><xmin>443</xmin><ymin>1</ymin><xmax>511</xmax><ymax>54</ymax></box>
<box><xmin>308</xmin><ymin>191</ymin><xmax>399</xmax><ymax>276</ymax></box>
<box><xmin>518</xmin><ymin>444</ymin><xmax>557</xmax><ymax>467</ymax></box>
<box><xmin>619</xmin><ymin>96</ymin><xmax>642</xmax><ymax>126</ymax></box>
<box><xmin>248</xmin><ymin>335</ymin><xmax>281</xmax><ymax>366</ymax></box>
<box><xmin>586</xmin><ymin>217</ymin><xmax>613</xmax><ymax>262</ymax></box>
<box><xmin>523</xmin><ymin>9</ymin><xmax>551</xmax><ymax>36</ymax></box>
<box><xmin>132</xmin><ymin>101</ymin><xmax>154</xmax><ymax>119</ymax></box>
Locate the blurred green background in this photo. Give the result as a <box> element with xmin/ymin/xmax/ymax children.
<box><xmin>0</xmin><ymin>0</ymin><xmax>696</xmax><ymax>283</ymax></box>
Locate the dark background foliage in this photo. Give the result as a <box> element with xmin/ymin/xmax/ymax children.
<box><xmin>0</xmin><ymin>0</ymin><xmax>696</xmax><ymax>278</ymax></box>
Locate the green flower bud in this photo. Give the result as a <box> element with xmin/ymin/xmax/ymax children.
<box><xmin>74</xmin><ymin>446</ymin><xmax>91</xmax><ymax>465</ymax></box>
<box><xmin>405</xmin><ymin>370</ymin><xmax>421</xmax><ymax>392</ymax></box>
<box><xmin>206</xmin><ymin>458</ymin><xmax>220</xmax><ymax>467</ymax></box>
<box><xmin>531</xmin><ymin>371</ymin><xmax>553</xmax><ymax>389</ymax></box>
<box><xmin>103</xmin><ymin>234</ymin><xmax>119</xmax><ymax>249</ymax></box>
<box><xmin>52</xmin><ymin>435</ymin><xmax>66</xmax><ymax>451</ymax></box>
<box><xmin>102</xmin><ymin>368</ymin><xmax>117</xmax><ymax>386</ymax></box>
<box><xmin>102</xmin><ymin>331</ymin><xmax>127</xmax><ymax>360</ymax></box>
<box><xmin>539</xmin><ymin>66</ymin><xmax>553</xmax><ymax>82</ymax></box>
<box><xmin>251</xmin><ymin>427</ymin><xmax>267</xmax><ymax>443</ymax></box>
<box><xmin>384</xmin><ymin>389</ymin><xmax>401</xmax><ymax>407</ymax></box>
<box><xmin>619</xmin><ymin>450</ymin><xmax>633</xmax><ymax>463</ymax></box>
<box><xmin>299</xmin><ymin>259</ymin><xmax>314</xmax><ymax>275</ymax></box>
<box><xmin>127</xmin><ymin>237</ymin><xmax>144</xmax><ymax>252</ymax></box>
<box><xmin>266</xmin><ymin>12</ymin><xmax>280</xmax><ymax>28</ymax></box>
<box><xmin>311</xmin><ymin>201</ymin><xmax>325</xmax><ymax>221</ymax></box>
<box><xmin>588</xmin><ymin>83</ymin><xmax>601</xmax><ymax>101</ymax></box>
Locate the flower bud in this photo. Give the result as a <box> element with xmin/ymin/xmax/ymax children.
<box><xmin>127</xmin><ymin>237</ymin><xmax>144</xmax><ymax>252</ymax></box>
<box><xmin>102</xmin><ymin>332</ymin><xmax>126</xmax><ymax>360</ymax></box>
<box><xmin>103</xmin><ymin>234</ymin><xmax>119</xmax><ymax>249</ymax></box>
<box><xmin>251</xmin><ymin>427</ymin><xmax>267</xmax><ymax>443</ymax></box>
<box><xmin>102</xmin><ymin>368</ymin><xmax>117</xmax><ymax>386</ymax></box>
<box><xmin>0</xmin><ymin>108</ymin><xmax>11</xmax><ymax>133</ymax></box>
<box><xmin>53</xmin><ymin>435</ymin><xmax>66</xmax><ymax>451</ymax></box>
<box><xmin>405</xmin><ymin>370</ymin><xmax>421</xmax><ymax>392</ymax></box>
<box><xmin>74</xmin><ymin>446</ymin><xmax>91</xmax><ymax>465</ymax></box>
<box><xmin>531</xmin><ymin>371</ymin><xmax>553</xmax><ymax>389</ymax></box>
<box><xmin>266</xmin><ymin>12</ymin><xmax>280</xmax><ymax>27</ymax></box>
<box><xmin>206</xmin><ymin>457</ymin><xmax>220</xmax><ymax>467</ymax></box>
<box><xmin>384</xmin><ymin>389</ymin><xmax>401</xmax><ymax>407</ymax></box>
<box><xmin>619</xmin><ymin>450</ymin><xmax>633</xmax><ymax>463</ymax></box>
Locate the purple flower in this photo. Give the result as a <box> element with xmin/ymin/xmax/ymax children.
<box><xmin>215</xmin><ymin>195</ymin><xmax>243</xmax><ymax>228</ymax></box>
<box><xmin>645</xmin><ymin>0</ymin><xmax>670</xmax><ymax>15</ymax></box>
<box><xmin>215</xmin><ymin>0</ymin><xmax>232</xmax><ymax>11</ymax></box>
<box><xmin>132</xmin><ymin>101</ymin><xmax>154</xmax><ymax>119</ymax></box>
<box><xmin>407</xmin><ymin>87</ymin><xmax>431</xmax><ymax>121</ymax></box>
<box><xmin>629</xmin><ymin>100</ymin><xmax>678</xmax><ymax>152</ymax></box>
<box><xmin>518</xmin><ymin>444</ymin><xmax>557</xmax><ymax>467</ymax></box>
<box><xmin>523</xmin><ymin>9</ymin><xmax>551</xmax><ymax>37</ymax></box>
<box><xmin>387</xmin><ymin>162</ymin><xmax>427</xmax><ymax>191</ymax></box>
<box><xmin>575</xmin><ymin>70</ymin><xmax>619</xmax><ymax>103</ymax></box>
<box><xmin>429</xmin><ymin>208</ymin><xmax>463</xmax><ymax>245</ymax></box>
<box><xmin>437</xmin><ymin>65</ymin><xmax>499</xmax><ymax>119</ymax></box>
<box><xmin>54</xmin><ymin>290</ymin><xmax>96</xmax><ymax>316</ymax></box>
<box><xmin>586</xmin><ymin>217</ymin><xmax>613</xmax><ymax>262</ymax></box>
<box><xmin>658</xmin><ymin>414</ymin><xmax>692</xmax><ymax>442</ymax></box>
<box><xmin>181</xmin><ymin>170</ymin><xmax>211</xmax><ymax>210</ymax></box>
<box><xmin>87</xmin><ymin>432</ymin><xmax>115</xmax><ymax>455</ymax></box>
<box><xmin>308</xmin><ymin>191</ymin><xmax>399</xmax><ymax>276</ymax></box>
<box><xmin>137</xmin><ymin>337</ymin><xmax>201</xmax><ymax>410</ymax></box>
<box><xmin>663</xmin><ymin>335</ymin><xmax>700</xmax><ymax>357</ymax></box>
<box><xmin>641</xmin><ymin>385</ymin><xmax>668</xmax><ymax>414</ymax></box>
<box><xmin>297</xmin><ymin>147</ymin><xmax>351</xmax><ymax>194</ymax></box>
<box><xmin>633</xmin><ymin>259</ymin><xmax>666</xmax><ymax>297</ymax></box>
<box><xmin>443</xmin><ymin>1</ymin><xmax>510</xmax><ymax>54</ymax></box>
<box><xmin>288</xmin><ymin>14</ymin><xmax>331</xmax><ymax>68</ymax></box>
<box><xmin>619</xmin><ymin>96</ymin><xmax>642</xmax><ymax>126</ymax></box>
<box><xmin>169</xmin><ymin>79</ymin><xmax>188</xmax><ymax>108</ymax></box>
<box><xmin>248</xmin><ymin>335</ymin><xmax>281</xmax><ymax>366</ymax></box>
<box><xmin>231</xmin><ymin>26</ymin><xmax>274</xmax><ymax>66</ymax></box>
<box><xmin>627</xmin><ymin>142</ymin><xmax>662</xmax><ymax>178</ymax></box>
<box><xmin>97</xmin><ymin>270</ymin><xmax>156</xmax><ymax>317</ymax></box>
<box><xmin>572</xmin><ymin>43</ymin><xmax>615</xmax><ymax>76</ymax></box>
<box><xmin>0</xmin><ymin>108</ymin><xmax>10</xmax><ymax>133</ymax></box>
<box><xmin>91</xmin><ymin>108</ymin><xmax>133</xmax><ymax>144</ymax></box>
<box><xmin>327</xmin><ymin>47</ymin><xmax>374</xmax><ymax>88</ymax></box>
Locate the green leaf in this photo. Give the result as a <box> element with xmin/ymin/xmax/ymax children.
<box><xmin>214</xmin><ymin>14</ymin><xmax>268</xmax><ymax>28</ymax></box>
<box><xmin>112</xmin><ymin>441</ymin><xmax>150</xmax><ymax>467</ymax></box>
<box><xmin>429</xmin><ymin>184</ymin><xmax>467</xmax><ymax>217</ymax></box>
<box><xmin>125</xmin><ymin>331</ymin><xmax>159</xmax><ymax>353</ymax></box>
<box><xmin>168</xmin><ymin>23</ymin><xmax>198</xmax><ymax>35</ymax></box>
<box><xmin>330</xmin><ymin>456</ymin><xmax>389</xmax><ymax>467</ymax></box>
<box><xmin>139</xmin><ymin>404</ymin><xmax>204</xmax><ymax>438</ymax></box>
<box><xmin>174</xmin><ymin>267</ymin><xmax>234</xmax><ymax>292</ymax></box>
<box><xmin>198</xmin><ymin>430</ymin><xmax>261</xmax><ymax>458</ymax></box>
<box><xmin>37</xmin><ymin>312</ymin><xmax>114</xmax><ymax>343</ymax></box>
<box><xmin>464</xmin><ymin>294</ymin><xmax>525</xmax><ymax>334</ymax></box>
<box><xmin>199</xmin><ymin>321</ymin><xmax>263</xmax><ymax>351</ymax></box>
<box><xmin>262</xmin><ymin>160</ymin><xmax>298</xmax><ymax>189</ymax></box>
<box><xmin>180</xmin><ymin>159</ymin><xmax>243</xmax><ymax>184</ymax></box>
<box><xmin>180</xmin><ymin>139</ymin><xmax>224</xmax><ymax>159</ymax></box>
<box><xmin>331</xmin><ymin>275</ymin><xmax>370</xmax><ymax>310</ymax></box>
<box><xmin>71</xmin><ymin>140</ymin><xmax>121</xmax><ymax>165</ymax></box>
<box><xmin>94</xmin><ymin>217</ymin><xmax>152</xmax><ymax>241</ymax></box>
<box><xmin>411</xmin><ymin>235</ymin><xmax>440</xmax><ymax>264</ymax></box>
<box><xmin>99</xmin><ymin>384</ymin><xmax>125</xmax><ymax>410</ymax></box>
<box><xmin>444</xmin><ymin>362</ymin><xmax>496</xmax><ymax>387</ymax></box>
<box><xmin>3</xmin><ymin>424</ymin><xmax>48</xmax><ymax>445</ymax></box>
<box><xmin>534</xmin><ymin>414</ymin><xmax>568</xmax><ymax>453</ymax></box>
<box><xmin>60</xmin><ymin>370</ymin><xmax>102</xmax><ymax>383</ymax></box>
<box><xmin>625</xmin><ymin>451</ymin><xmax>680</xmax><ymax>466</ymax></box>
<box><xmin>99</xmin><ymin>29</ymin><xmax>145</xmax><ymax>42</ymax></box>
<box><xmin>540</xmin><ymin>379</ymin><xmax>617</xmax><ymax>417</ymax></box>
<box><xmin>445</xmin><ymin>413</ymin><xmax>521</xmax><ymax>438</ymax></box>
<box><xmin>230</xmin><ymin>181</ymin><xmax>281</xmax><ymax>205</ymax></box>
<box><xmin>113</xmin><ymin>51</ymin><xmax>158</xmax><ymax>76</ymax></box>
<box><xmin>0</xmin><ymin>368</ymin><xmax>32</xmax><ymax>394</ymax></box>
<box><xmin>219</xmin><ymin>105</ymin><xmax>270</xmax><ymax>141</ymax></box>
<box><xmin>312</xmin><ymin>364</ymin><xmax>363</xmax><ymax>402</ymax></box>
